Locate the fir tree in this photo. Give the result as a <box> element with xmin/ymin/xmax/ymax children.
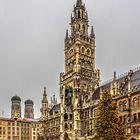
<box><xmin>94</xmin><ymin>90</ymin><xmax>125</xmax><ymax>140</ymax></box>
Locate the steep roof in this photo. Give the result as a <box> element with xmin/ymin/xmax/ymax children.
<box><xmin>92</xmin><ymin>68</ymin><xmax>140</xmax><ymax>100</ymax></box>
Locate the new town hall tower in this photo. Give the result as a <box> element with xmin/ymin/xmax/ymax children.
<box><xmin>60</xmin><ymin>0</ymin><xmax>100</xmax><ymax>139</ymax></box>
<box><xmin>38</xmin><ymin>0</ymin><xmax>140</xmax><ymax>140</ymax></box>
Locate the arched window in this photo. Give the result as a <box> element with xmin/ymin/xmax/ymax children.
<box><xmin>81</xmin><ymin>47</ymin><xmax>85</xmax><ymax>54</ymax></box>
<box><xmin>64</xmin><ymin>113</ymin><xmax>68</xmax><ymax>121</ymax></box>
<box><xmin>87</xmin><ymin>49</ymin><xmax>91</xmax><ymax>55</ymax></box>
<box><xmin>78</xmin><ymin>24</ymin><xmax>80</xmax><ymax>30</ymax></box>
<box><xmin>64</xmin><ymin>123</ymin><xmax>68</xmax><ymax>129</ymax></box>
<box><xmin>84</xmin><ymin>95</ymin><xmax>89</xmax><ymax>103</ymax></box>
<box><xmin>119</xmin><ymin>101</ymin><xmax>123</xmax><ymax>112</ymax></box>
<box><xmin>78</xmin><ymin>10</ymin><xmax>80</xmax><ymax>18</ymax></box>
<box><xmin>83</xmin><ymin>24</ymin><xmax>85</xmax><ymax>34</ymax></box>
<box><xmin>133</xmin><ymin>97</ymin><xmax>138</xmax><ymax>107</ymax></box>
<box><xmin>123</xmin><ymin>100</ymin><xmax>127</xmax><ymax>111</ymax></box>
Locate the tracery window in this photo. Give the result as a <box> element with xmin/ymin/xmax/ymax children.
<box><xmin>133</xmin><ymin>97</ymin><xmax>138</xmax><ymax>107</ymax></box>
<box><xmin>81</xmin><ymin>47</ymin><xmax>85</xmax><ymax>54</ymax></box>
<box><xmin>123</xmin><ymin>100</ymin><xmax>127</xmax><ymax>111</ymax></box>
<box><xmin>133</xmin><ymin>113</ymin><xmax>137</xmax><ymax>122</ymax></box>
<box><xmin>119</xmin><ymin>101</ymin><xmax>123</xmax><ymax>112</ymax></box>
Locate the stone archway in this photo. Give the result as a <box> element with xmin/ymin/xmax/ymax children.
<box><xmin>130</xmin><ymin>138</ymin><xmax>137</xmax><ymax>140</ymax></box>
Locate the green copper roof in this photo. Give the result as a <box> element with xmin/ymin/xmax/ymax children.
<box><xmin>11</xmin><ymin>96</ymin><xmax>21</xmax><ymax>101</ymax></box>
<box><xmin>25</xmin><ymin>99</ymin><xmax>34</xmax><ymax>105</ymax></box>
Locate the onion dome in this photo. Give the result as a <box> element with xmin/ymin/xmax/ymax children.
<box><xmin>25</xmin><ymin>99</ymin><xmax>34</xmax><ymax>105</ymax></box>
<box><xmin>11</xmin><ymin>95</ymin><xmax>21</xmax><ymax>102</ymax></box>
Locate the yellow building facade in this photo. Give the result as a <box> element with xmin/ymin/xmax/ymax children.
<box><xmin>0</xmin><ymin>117</ymin><xmax>39</xmax><ymax>140</ymax></box>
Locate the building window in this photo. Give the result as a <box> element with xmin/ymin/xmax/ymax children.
<box><xmin>133</xmin><ymin>127</ymin><xmax>137</xmax><ymax>134</ymax></box>
<box><xmin>64</xmin><ymin>123</ymin><xmax>68</xmax><ymax>129</ymax></box>
<box><xmin>119</xmin><ymin>101</ymin><xmax>123</xmax><ymax>111</ymax></box>
<box><xmin>133</xmin><ymin>114</ymin><xmax>137</xmax><ymax>122</ymax></box>
<box><xmin>123</xmin><ymin>101</ymin><xmax>127</xmax><ymax>111</ymax></box>
<box><xmin>133</xmin><ymin>97</ymin><xmax>138</xmax><ymax>107</ymax></box>
<box><xmin>138</xmin><ymin>113</ymin><xmax>140</xmax><ymax>121</ymax></box>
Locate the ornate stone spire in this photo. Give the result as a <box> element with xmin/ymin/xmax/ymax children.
<box><xmin>43</xmin><ymin>86</ymin><xmax>47</xmax><ymax>96</ymax></box>
<box><xmin>42</xmin><ymin>87</ymin><xmax>48</xmax><ymax>103</ymax></box>
<box><xmin>40</xmin><ymin>87</ymin><xmax>48</xmax><ymax>119</ymax></box>
<box><xmin>65</xmin><ymin>29</ymin><xmax>69</xmax><ymax>40</ymax></box>
<box><xmin>76</xmin><ymin>0</ymin><xmax>82</xmax><ymax>7</ymax></box>
<box><xmin>90</xmin><ymin>26</ymin><xmax>95</xmax><ymax>38</ymax></box>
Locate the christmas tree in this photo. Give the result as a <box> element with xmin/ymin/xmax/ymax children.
<box><xmin>93</xmin><ymin>90</ymin><xmax>125</xmax><ymax>140</ymax></box>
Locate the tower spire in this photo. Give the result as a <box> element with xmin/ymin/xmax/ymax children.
<box><xmin>65</xmin><ymin>29</ymin><xmax>69</xmax><ymax>40</ymax></box>
<box><xmin>90</xmin><ymin>26</ymin><xmax>95</xmax><ymax>38</ymax></box>
<box><xmin>76</xmin><ymin>0</ymin><xmax>82</xmax><ymax>7</ymax></box>
<box><xmin>43</xmin><ymin>86</ymin><xmax>47</xmax><ymax>96</ymax></box>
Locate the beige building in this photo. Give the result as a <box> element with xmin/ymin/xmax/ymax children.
<box><xmin>0</xmin><ymin>117</ymin><xmax>39</xmax><ymax>140</ymax></box>
<box><xmin>38</xmin><ymin>0</ymin><xmax>140</xmax><ymax>140</ymax></box>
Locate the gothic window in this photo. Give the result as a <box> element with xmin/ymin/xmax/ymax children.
<box><xmin>87</xmin><ymin>49</ymin><xmax>91</xmax><ymax>56</ymax></box>
<box><xmin>133</xmin><ymin>127</ymin><xmax>137</xmax><ymax>134</ymax></box>
<box><xmin>123</xmin><ymin>115</ymin><xmax>127</xmax><ymax>124</ymax></box>
<box><xmin>133</xmin><ymin>97</ymin><xmax>138</xmax><ymax>107</ymax></box>
<box><xmin>78</xmin><ymin>24</ymin><xmax>81</xmax><ymax>30</ymax></box>
<box><xmin>119</xmin><ymin>101</ymin><xmax>123</xmax><ymax>112</ymax></box>
<box><xmin>123</xmin><ymin>100</ymin><xmax>127</xmax><ymax>111</ymax></box>
<box><xmin>81</xmin><ymin>47</ymin><xmax>85</xmax><ymax>54</ymax></box>
<box><xmin>64</xmin><ymin>123</ymin><xmax>68</xmax><ymax>129</ymax></box>
<box><xmin>133</xmin><ymin>113</ymin><xmax>137</xmax><ymax>122</ymax></box>
<box><xmin>70</xmin><ymin>114</ymin><xmax>73</xmax><ymax>120</ymax></box>
<box><xmin>70</xmin><ymin>124</ymin><xmax>72</xmax><ymax>129</ymax></box>
<box><xmin>81</xmin><ymin>59</ymin><xmax>85</xmax><ymax>66</ymax></box>
<box><xmin>78</xmin><ymin>10</ymin><xmax>80</xmax><ymax>18</ymax></box>
<box><xmin>64</xmin><ymin>113</ymin><xmax>68</xmax><ymax>121</ymax></box>
<box><xmin>84</xmin><ymin>95</ymin><xmax>89</xmax><ymax>103</ymax></box>
<box><xmin>83</xmin><ymin>24</ymin><xmax>85</xmax><ymax>34</ymax></box>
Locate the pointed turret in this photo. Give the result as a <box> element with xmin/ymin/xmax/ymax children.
<box><xmin>42</xmin><ymin>87</ymin><xmax>48</xmax><ymax>103</ymax></box>
<box><xmin>76</xmin><ymin>0</ymin><xmax>82</xmax><ymax>7</ymax></box>
<box><xmin>40</xmin><ymin>87</ymin><xmax>48</xmax><ymax>119</ymax></box>
<box><xmin>65</xmin><ymin>29</ymin><xmax>69</xmax><ymax>41</ymax></box>
<box><xmin>90</xmin><ymin>26</ymin><xmax>95</xmax><ymax>38</ymax></box>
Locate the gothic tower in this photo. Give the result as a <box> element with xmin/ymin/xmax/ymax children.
<box><xmin>60</xmin><ymin>0</ymin><xmax>100</xmax><ymax>139</ymax></box>
<box><xmin>11</xmin><ymin>95</ymin><xmax>21</xmax><ymax>119</ymax></box>
<box><xmin>24</xmin><ymin>99</ymin><xmax>34</xmax><ymax>119</ymax></box>
<box><xmin>40</xmin><ymin>87</ymin><xmax>48</xmax><ymax>119</ymax></box>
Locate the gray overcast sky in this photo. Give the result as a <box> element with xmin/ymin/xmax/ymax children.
<box><xmin>0</xmin><ymin>0</ymin><xmax>140</xmax><ymax>118</ymax></box>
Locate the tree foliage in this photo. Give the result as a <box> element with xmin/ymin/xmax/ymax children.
<box><xmin>94</xmin><ymin>91</ymin><xmax>125</xmax><ymax>140</ymax></box>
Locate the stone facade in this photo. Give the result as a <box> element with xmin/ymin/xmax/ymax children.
<box><xmin>0</xmin><ymin>117</ymin><xmax>39</xmax><ymax>140</ymax></box>
<box><xmin>38</xmin><ymin>0</ymin><xmax>140</xmax><ymax>140</ymax></box>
